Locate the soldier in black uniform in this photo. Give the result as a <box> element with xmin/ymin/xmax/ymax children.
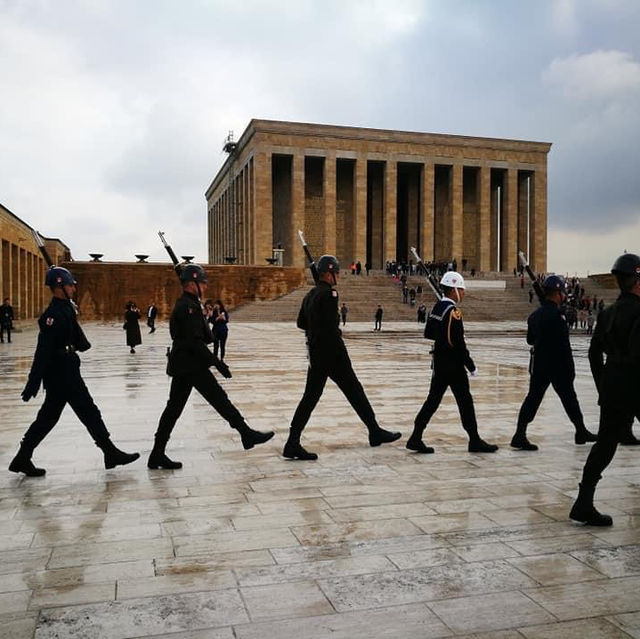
<box><xmin>407</xmin><ymin>271</ymin><xmax>498</xmax><ymax>454</ymax></box>
<box><xmin>148</xmin><ymin>264</ymin><xmax>273</xmax><ymax>469</ymax></box>
<box><xmin>511</xmin><ymin>275</ymin><xmax>597</xmax><ymax>451</ymax></box>
<box><xmin>570</xmin><ymin>254</ymin><xmax>640</xmax><ymax>526</ymax></box>
<box><xmin>9</xmin><ymin>267</ymin><xmax>140</xmax><ymax>477</ymax></box>
<box><xmin>284</xmin><ymin>255</ymin><xmax>401</xmax><ymax>460</ymax></box>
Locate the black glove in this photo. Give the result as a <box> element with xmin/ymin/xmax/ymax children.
<box><xmin>213</xmin><ymin>358</ymin><xmax>232</xmax><ymax>379</ymax></box>
<box><xmin>21</xmin><ymin>379</ymin><xmax>40</xmax><ymax>402</ymax></box>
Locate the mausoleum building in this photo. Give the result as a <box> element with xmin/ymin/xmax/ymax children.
<box><xmin>205</xmin><ymin>120</ymin><xmax>551</xmax><ymax>272</ymax></box>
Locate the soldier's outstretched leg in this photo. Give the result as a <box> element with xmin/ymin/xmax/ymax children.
<box><xmin>551</xmin><ymin>377</ymin><xmax>597</xmax><ymax>444</ymax></box>
<box><xmin>330</xmin><ymin>362</ymin><xmax>401</xmax><ymax>447</ymax></box>
<box><xmin>569</xmin><ymin>409</ymin><xmax>623</xmax><ymax>526</ymax></box>
<box><xmin>193</xmin><ymin>370</ymin><xmax>274</xmax><ymax>450</ymax></box>
<box><xmin>285</xmin><ymin>365</ymin><xmax>328</xmax><ymax>460</ymax></box>
<box><xmin>149</xmin><ymin>377</ymin><xmax>192</xmax><ymax>469</ymax></box>
<box><xmin>407</xmin><ymin>373</ymin><xmax>449</xmax><ymax>454</ymax></box>
<box><xmin>9</xmin><ymin>392</ymin><xmax>67</xmax><ymax>476</ymax></box>
<box><xmin>67</xmin><ymin>373</ymin><xmax>139</xmax><ymax>469</ymax></box>
<box><xmin>511</xmin><ymin>375</ymin><xmax>549</xmax><ymax>450</ymax></box>
<box><xmin>450</xmin><ymin>371</ymin><xmax>498</xmax><ymax>453</ymax></box>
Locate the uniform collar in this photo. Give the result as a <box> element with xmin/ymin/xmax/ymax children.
<box><xmin>442</xmin><ymin>296</ymin><xmax>456</xmax><ymax>305</ymax></box>
<box><xmin>182</xmin><ymin>291</ymin><xmax>200</xmax><ymax>302</ymax></box>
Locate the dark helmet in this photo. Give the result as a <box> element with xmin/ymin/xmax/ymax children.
<box><xmin>45</xmin><ymin>266</ymin><xmax>76</xmax><ymax>289</ymax></box>
<box><xmin>611</xmin><ymin>253</ymin><xmax>640</xmax><ymax>277</ymax></box>
<box><xmin>542</xmin><ymin>275</ymin><xmax>566</xmax><ymax>292</ymax></box>
<box><xmin>178</xmin><ymin>263</ymin><xmax>208</xmax><ymax>284</ymax></box>
<box><xmin>317</xmin><ymin>255</ymin><xmax>340</xmax><ymax>274</ymax></box>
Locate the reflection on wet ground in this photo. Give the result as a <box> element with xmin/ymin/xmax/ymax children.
<box><xmin>0</xmin><ymin>321</ymin><xmax>638</xmax><ymax>638</ymax></box>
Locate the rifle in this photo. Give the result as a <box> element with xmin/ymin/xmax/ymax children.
<box><xmin>158</xmin><ymin>231</ymin><xmax>181</xmax><ymax>276</ymax></box>
<box><xmin>32</xmin><ymin>230</ymin><xmax>86</xmax><ymax>342</ymax></box>
<box><xmin>518</xmin><ymin>251</ymin><xmax>545</xmax><ymax>304</ymax></box>
<box><xmin>410</xmin><ymin>247</ymin><xmax>442</xmax><ymax>301</ymax></box>
<box><xmin>31</xmin><ymin>229</ymin><xmax>54</xmax><ymax>267</ymax></box>
<box><xmin>297</xmin><ymin>230</ymin><xmax>319</xmax><ymax>284</ymax></box>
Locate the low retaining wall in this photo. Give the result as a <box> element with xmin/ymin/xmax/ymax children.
<box><xmin>64</xmin><ymin>262</ymin><xmax>306</xmax><ymax>321</ymax></box>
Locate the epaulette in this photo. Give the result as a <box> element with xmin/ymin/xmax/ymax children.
<box><xmin>451</xmin><ymin>308</ymin><xmax>463</xmax><ymax>320</ymax></box>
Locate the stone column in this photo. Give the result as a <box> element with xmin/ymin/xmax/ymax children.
<box><xmin>504</xmin><ymin>168</ymin><xmax>518</xmax><ymax>272</ymax></box>
<box><xmin>354</xmin><ymin>156</ymin><xmax>367</xmax><ymax>264</ymax></box>
<box><xmin>254</xmin><ymin>151</ymin><xmax>273</xmax><ymax>265</ymax></box>
<box><xmin>420</xmin><ymin>162</ymin><xmax>434</xmax><ymax>261</ymax></box>
<box><xmin>451</xmin><ymin>164</ymin><xmax>463</xmax><ymax>264</ymax></box>
<box><xmin>384</xmin><ymin>159</ymin><xmax>397</xmax><ymax>262</ymax></box>
<box><xmin>291</xmin><ymin>153</ymin><xmax>305</xmax><ymax>267</ymax></box>
<box><xmin>531</xmin><ymin>168</ymin><xmax>547</xmax><ymax>272</ymax></box>
<box><xmin>517</xmin><ymin>172</ymin><xmax>530</xmax><ymax>260</ymax></box>
<box><xmin>478</xmin><ymin>165</ymin><xmax>491</xmax><ymax>272</ymax></box>
<box><xmin>324</xmin><ymin>154</ymin><xmax>337</xmax><ymax>256</ymax></box>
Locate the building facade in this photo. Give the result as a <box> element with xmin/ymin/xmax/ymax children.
<box><xmin>205</xmin><ymin>120</ymin><xmax>551</xmax><ymax>272</ymax></box>
<box><xmin>1</xmin><ymin>202</ymin><xmax>71</xmax><ymax>320</ymax></box>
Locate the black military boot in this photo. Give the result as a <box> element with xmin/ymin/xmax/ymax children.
<box><xmin>283</xmin><ymin>439</ymin><xmax>318</xmax><ymax>460</ymax></box>
<box><xmin>510</xmin><ymin>426</ymin><xmax>538</xmax><ymax>451</ymax></box>
<box><xmin>369</xmin><ymin>427</ymin><xmax>402</xmax><ymax>447</ymax></box>
<box><xmin>406</xmin><ymin>425</ymin><xmax>434</xmax><ymax>454</ymax></box>
<box><xmin>236</xmin><ymin>424</ymin><xmax>274</xmax><ymax>450</ymax></box>
<box><xmin>147</xmin><ymin>438</ymin><xmax>182</xmax><ymax>469</ymax></box>
<box><xmin>468</xmin><ymin>437</ymin><xmax>499</xmax><ymax>453</ymax></box>
<box><xmin>569</xmin><ymin>482</ymin><xmax>613</xmax><ymax>526</ymax></box>
<box><xmin>99</xmin><ymin>439</ymin><xmax>140</xmax><ymax>469</ymax></box>
<box><xmin>575</xmin><ymin>427</ymin><xmax>597</xmax><ymax>445</ymax></box>
<box><xmin>619</xmin><ymin>426</ymin><xmax>640</xmax><ymax>445</ymax></box>
<box><xmin>8</xmin><ymin>444</ymin><xmax>46</xmax><ymax>477</ymax></box>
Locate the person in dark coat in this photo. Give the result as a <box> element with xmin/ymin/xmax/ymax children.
<box><xmin>9</xmin><ymin>267</ymin><xmax>139</xmax><ymax>476</ymax></box>
<box><xmin>146</xmin><ymin>302</ymin><xmax>157</xmax><ymax>333</ymax></box>
<box><xmin>510</xmin><ymin>275</ymin><xmax>597</xmax><ymax>451</ymax></box>
<box><xmin>124</xmin><ymin>302</ymin><xmax>142</xmax><ymax>354</ymax></box>
<box><xmin>212</xmin><ymin>299</ymin><xmax>229</xmax><ymax>361</ymax></box>
<box><xmin>407</xmin><ymin>271</ymin><xmax>498</xmax><ymax>454</ymax></box>
<box><xmin>570</xmin><ymin>254</ymin><xmax>640</xmax><ymax>526</ymax></box>
<box><xmin>148</xmin><ymin>264</ymin><xmax>273</xmax><ymax>469</ymax></box>
<box><xmin>374</xmin><ymin>305</ymin><xmax>383</xmax><ymax>331</ymax></box>
<box><xmin>0</xmin><ymin>297</ymin><xmax>14</xmax><ymax>343</ymax></box>
<box><xmin>283</xmin><ymin>255</ymin><xmax>401</xmax><ymax>460</ymax></box>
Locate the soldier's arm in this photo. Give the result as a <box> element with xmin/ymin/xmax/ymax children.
<box><xmin>588</xmin><ymin>313</ymin><xmax>606</xmax><ymax>390</ymax></box>
<box><xmin>448</xmin><ymin>310</ymin><xmax>475</xmax><ymax>372</ymax></box>
<box><xmin>22</xmin><ymin>317</ymin><xmax>57</xmax><ymax>400</ymax></box>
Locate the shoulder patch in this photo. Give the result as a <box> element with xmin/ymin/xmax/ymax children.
<box><xmin>451</xmin><ymin>308</ymin><xmax>463</xmax><ymax>320</ymax></box>
<box><xmin>331</xmin><ymin>290</ymin><xmax>338</xmax><ymax>298</ymax></box>
<box><xmin>45</xmin><ymin>317</ymin><xmax>54</xmax><ymax>326</ymax></box>
<box><xmin>188</xmin><ymin>308</ymin><xmax>193</xmax><ymax>314</ymax></box>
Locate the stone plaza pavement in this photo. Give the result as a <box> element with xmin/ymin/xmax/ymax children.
<box><xmin>0</xmin><ymin>320</ymin><xmax>639</xmax><ymax>639</ymax></box>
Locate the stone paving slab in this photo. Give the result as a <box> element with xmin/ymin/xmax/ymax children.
<box><xmin>0</xmin><ymin>320</ymin><xmax>639</xmax><ymax>637</ymax></box>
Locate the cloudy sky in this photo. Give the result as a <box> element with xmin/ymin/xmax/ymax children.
<box><xmin>1</xmin><ymin>0</ymin><xmax>638</xmax><ymax>274</ymax></box>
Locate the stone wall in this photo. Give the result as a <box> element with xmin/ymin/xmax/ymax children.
<box><xmin>65</xmin><ymin>262</ymin><xmax>307</xmax><ymax>321</ymax></box>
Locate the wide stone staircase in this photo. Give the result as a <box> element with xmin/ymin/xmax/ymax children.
<box><xmin>229</xmin><ymin>271</ymin><xmax>618</xmax><ymax>324</ymax></box>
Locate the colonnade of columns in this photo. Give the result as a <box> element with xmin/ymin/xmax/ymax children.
<box><xmin>208</xmin><ymin>151</ymin><xmax>547</xmax><ymax>273</ymax></box>
<box><xmin>0</xmin><ymin>239</ymin><xmax>46</xmax><ymax>320</ymax></box>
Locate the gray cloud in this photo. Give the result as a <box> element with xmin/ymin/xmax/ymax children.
<box><xmin>0</xmin><ymin>0</ymin><xmax>639</xmax><ymax>271</ymax></box>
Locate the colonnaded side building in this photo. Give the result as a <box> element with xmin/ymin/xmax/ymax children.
<box><xmin>0</xmin><ymin>202</ymin><xmax>71</xmax><ymax>320</ymax></box>
<box><xmin>205</xmin><ymin>120</ymin><xmax>551</xmax><ymax>273</ymax></box>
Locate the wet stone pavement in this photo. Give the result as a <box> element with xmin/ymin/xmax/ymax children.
<box><xmin>0</xmin><ymin>320</ymin><xmax>639</xmax><ymax>639</ymax></box>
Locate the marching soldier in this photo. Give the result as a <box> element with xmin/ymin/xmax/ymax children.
<box><xmin>149</xmin><ymin>264</ymin><xmax>273</xmax><ymax>469</ymax></box>
<box><xmin>284</xmin><ymin>255</ymin><xmax>401</xmax><ymax>460</ymax></box>
<box><xmin>511</xmin><ymin>275</ymin><xmax>596</xmax><ymax>450</ymax></box>
<box><xmin>407</xmin><ymin>271</ymin><xmax>498</xmax><ymax>454</ymax></box>
<box><xmin>570</xmin><ymin>253</ymin><xmax>640</xmax><ymax>526</ymax></box>
<box><xmin>9</xmin><ymin>267</ymin><xmax>140</xmax><ymax>476</ymax></box>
